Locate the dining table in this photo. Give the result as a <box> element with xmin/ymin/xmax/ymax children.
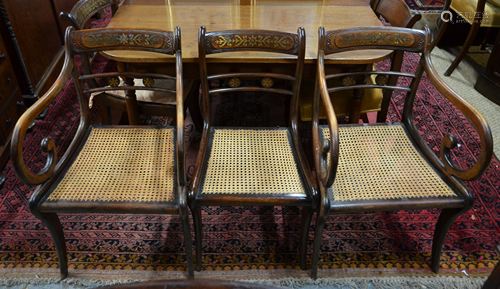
<box><xmin>101</xmin><ymin>0</ymin><xmax>394</xmax><ymax>123</ymax></box>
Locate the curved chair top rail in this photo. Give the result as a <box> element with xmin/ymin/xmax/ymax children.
<box><xmin>70</xmin><ymin>28</ymin><xmax>177</xmax><ymax>55</ymax></box>
<box><xmin>200</xmin><ymin>26</ymin><xmax>305</xmax><ymax>55</ymax></box>
<box><xmin>321</xmin><ymin>26</ymin><xmax>427</xmax><ymax>55</ymax></box>
<box><xmin>60</xmin><ymin>0</ymin><xmax>119</xmax><ymax>30</ymax></box>
<box><xmin>370</xmin><ymin>0</ymin><xmax>422</xmax><ymax>28</ymax></box>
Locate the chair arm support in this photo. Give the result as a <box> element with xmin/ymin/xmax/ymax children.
<box><xmin>175</xmin><ymin>27</ymin><xmax>186</xmax><ymax>187</ymax></box>
<box><xmin>312</xmin><ymin>50</ymin><xmax>340</xmax><ymax>188</ymax></box>
<box><xmin>10</xmin><ymin>53</ymin><xmax>74</xmax><ymax>186</ymax></box>
<box><xmin>423</xmin><ymin>51</ymin><xmax>493</xmax><ymax>181</ymax></box>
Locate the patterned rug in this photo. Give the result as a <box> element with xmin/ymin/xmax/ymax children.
<box><xmin>404</xmin><ymin>0</ymin><xmax>444</xmax><ymax>11</ymax></box>
<box><xmin>1</xmin><ymin>6</ymin><xmax>499</xmax><ymax>283</ymax></box>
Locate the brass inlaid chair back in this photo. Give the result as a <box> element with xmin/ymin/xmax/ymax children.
<box><xmin>310</xmin><ymin>26</ymin><xmax>493</xmax><ymax>279</ymax></box>
<box><xmin>198</xmin><ymin>26</ymin><xmax>306</xmax><ymax>127</ymax></box>
<box><xmin>60</xmin><ymin>0</ymin><xmax>119</xmax><ymax>30</ymax></box>
<box><xmin>10</xmin><ymin>26</ymin><xmax>193</xmax><ymax>279</ymax></box>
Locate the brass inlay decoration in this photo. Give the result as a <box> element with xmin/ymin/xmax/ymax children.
<box><xmin>143</xmin><ymin>77</ymin><xmax>155</xmax><ymax>87</ymax></box>
<box><xmin>333</xmin><ymin>32</ymin><xmax>415</xmax><ymax>48</ymax></box>
<box><xmin>108</xmin><ymin>76</ymin><xmax>120</xmax><ymax>87</ymax></box>
<box><xmin>261</xmin><ymin>77</ymin><xmax>273</xmax><ymax>88</ymax></box>
<box><xmin>229</xmin><ymin>77</ymin><xmax>241</xmax><ymax>88</ymax></box>
<box><xmin>211</xmin><ymin>34</ymin><xmax>295</xmax><ymax>51</ymax></box>
<box><xmin>82</xmin><ymin>32</ymin><xmax>167</xmax><ymax>49</ymax></box>
<box><xmin>375</xmin><ymin>75</ymin><xmax>388</xmax><ymax>85</ymax></box>
<box><xmin>202</xmin><ymin>129</ymin><xmax>306</xmax><ymax>195</ymax></box>
<box><xmin>342</xmin><ymin>77</ymin><xmax>356</xmax><ymax>86</ymax></box>
<box><xmin>48</xmin><ymin>127</ymin><xmax>176</xmax><ymax>203</ymax></box>
<box><xmin>321</xmin><ymin>125</ymin><xmax>455</xmax><ymax>202</ymax></box>
<box><xmin>75</xmin><ymin>0</ymin><xmax>108</xmax><ymax>26</ymax></box>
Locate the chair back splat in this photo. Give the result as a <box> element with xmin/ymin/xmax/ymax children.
<box><xmin>10</xmin><ymin>26</ymin><xmax>194</xmax><ymax>279</ymax></box>
<box><xmin>310</xmin><ymin>25</ymin><xmax>493</xmax><ymax>279</ymax></box>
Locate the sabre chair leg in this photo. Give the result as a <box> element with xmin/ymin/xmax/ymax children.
<box><xmin>179</xmin><ymin>203</ymin><xmax>195</xmax><ymax>278</ymax></box>
<box><xmin>38</xmin><ymin>213</ymin><xmax>68</xmax><ymax>280</ymax></box>
<box><xmin>431</xmin><ymin>207</ymin><xmax>465</xmax><ymax>273</ymax></box>
<box><xmin>96</xmin><ymin>95</ymin><xmax>112</xmax><ymax>125</ymax></box>
<box><xmin>299</xmin><ymin>206</ymin><xmax>313</xmax><ymax>270</ymax></box>
<box><xmin>191</xmin><ymin>206</ymin><xmax>203</xmax><ymax>271</ymax></box>
<box><xmin>444</xmin><ymin>21</ymin><xmax>481</xmax><ymax>76</ymax></box>
<box><xmin>311</xmin><ymin>203</ymin><xmax>330</xmax><ymax>279</ymax></box>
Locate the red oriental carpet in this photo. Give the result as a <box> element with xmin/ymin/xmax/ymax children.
<box><xmin>1</xmin><ymin>8</ymin><xmax>499</xmax><ymax>283</ymax></box>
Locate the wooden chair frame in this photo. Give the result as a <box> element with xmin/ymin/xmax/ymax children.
<box><xmin>370</xmin><ymin>0</ymin><xmax>422</xmax><ymax>122</ymax></box>
<box><xmin>10</xmin><ymin>26</ymin><xmax>194</xmax><ymax>279</ymax></box>
<box><xmin>310</xmin><ymin>26</ymin><xmax>493</xmax><ymax>279</ymax></box>
<box><xmin>188</xmin><ymin>26</ymin><xmax>318</xmax><ymax>272</ymax></box>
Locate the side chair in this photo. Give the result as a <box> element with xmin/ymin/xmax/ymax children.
<box><xmin>59</xmin><ymin>0</ymin><xmax>203</xmax><ymax>131</ymax></box>
<box><xmin>188</xmin><ymin>27</ymin><xmax>318</xmax><ymax>272</ymax></box>
<box><xmin>59</xmin><ymin>0</ymin><xmax>119</xmax><ymax>89</ymax></box>
<box><xmin>11</xmin><ymin>27</ymin><xmax>194</xmax><ymax>279</ymax></box>
<box><xmin>310</xmin><ymin>26</ymin><xmax>493</xmax><ymax>279</ymax></box>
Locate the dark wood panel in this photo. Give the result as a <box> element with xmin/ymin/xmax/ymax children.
<box><xmin>475</xmin><ymin>30</ymin><xmax>500</xmax><ymax>106</ymax></box>
<box><xmin>2</xmin><ymin>0</ymin><xmax>63</xmax><ymax>93</ymax></box>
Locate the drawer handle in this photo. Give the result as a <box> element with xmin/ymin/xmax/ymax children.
<box><xmin>16</xmin><ymin>101</ymin><xmax>24</xmax><ymax>106</ymax></box>
<box><xmin>5</xmin><ymin>118</ymin><xmax>12</xmax><ymax>124</ymax></box>
<box><xmin>0</xmin><ymin>54</ymin><xmax>5</xmax><ymax>61</ymax></box>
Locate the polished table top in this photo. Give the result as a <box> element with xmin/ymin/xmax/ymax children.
<box><xmin>103</xmin><ymin>0</ymin><xmax>392</xmax><ymax>64</ymax></box>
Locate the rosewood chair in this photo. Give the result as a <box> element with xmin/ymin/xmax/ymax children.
<box><xmin>310</xmin><ymin>26</ymin><xmax>493</xmax><ymax>279</ymax></box>
<box><xmin>189</xmin><ymin>27</ymin><xmax>317</xmax><ymax>271</ymax></box>
<box><xmin>59</xmin><ymin>0</ymin><xmax>203</xmax><ymax>131</ymax></box>
<box><xmin>298</xmin><ymin>0</ymin><xmax>421</xmax><ymax>124</ymax></box>
<box><xmin>430</xmin><ymin>0</ymin><xmax>500</xmax><ymax>76</ymax></box>
<box><xmin>10</xmin><ymin>27</ymin><xmax>194</xmax><ymax>279</ymax></box>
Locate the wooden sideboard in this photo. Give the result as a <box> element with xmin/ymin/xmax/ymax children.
<box><xmin>0</xmin><ymin>0</ymin><xmax>78</xmax><ymax>186</ymax></box>
<box><xmin>0</xmin><ymin>19</ymin><xmax>25</xmax><ymax>186</ymax></box>
<box><xmin>0</xmin><ymin>0</ymin><xmax>78</xmax><ymax>104</ymax></box>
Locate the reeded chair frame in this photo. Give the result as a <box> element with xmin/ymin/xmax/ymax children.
<box><xmin>310</xmin><ymin>26</ymin><xmax>493</xmax><ymax>279</ymax></box>
<box><xmin>11</xmin><ymin>27</ymin><xmax>194</xmax><ymax>279</ymax></box>
<box><xmin>188</xmin><ymin>26</ymin><xmax>318</xmax><ymax>271</ymax></box>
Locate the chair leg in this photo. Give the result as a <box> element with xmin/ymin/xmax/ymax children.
<box><xmin>37</xmin><ymin>213</ymin><xmax>68</xmax><ymax>280</ymax></box>
<box><xmin>431</xmin><ymin>207</ymin><xmax>466</xmax><ymax>273</ymax></box>
<box><xmin>299</xmin><ymin>206</ymin><xmax>313</xmax><ymax>270</ymax></box>
<box><xmin>444</xmin><ymin>21</ymin><xmax>481</xmax><ymax>76</ymax></box>
<box><xmin>191</xmin><ymin>206</ymin><xmax>203</xmax><ymax>271</ymax></box>
<box><xmin>179</xmin><ymin>203</ymin><xmax>195</xmax><ymax>278</ymax></box>
<box><xmin>311</xmin><ymin>202</ymin><xmax>330</xmax><ymax>279</ymax></box>
<box><xmin>96</xmin><ymin>95</ymin><xmax>112</xmax><ymax>125</ymax></box>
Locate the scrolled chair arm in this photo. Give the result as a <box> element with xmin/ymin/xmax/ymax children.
<box><xmin>312</xmin><ymin>49</ymin><xmax>340</xmax><ymax>188</ymax></box>
<box><xmin>423</xmin><ymin>47</ymin><xmax>493</xmax><ymax>181</ymax></box>
<box><xmin>10</xmin><ymin>53</ymin><xmax>74</xmax><ymax>186</ymax></box>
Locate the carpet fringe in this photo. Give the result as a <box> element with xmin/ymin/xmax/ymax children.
<box><xmin>243</xmin><ymin>276</ymin><xmax>488</xmax><ymax>289</ymax></box>
<box><xmin>0</xmin><ymin>276</ymin><xmax>487</xmax><ymax>288</ymax></box>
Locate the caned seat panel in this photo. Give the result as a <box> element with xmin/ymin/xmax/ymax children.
<box><xmin>320</xmin><ymin>124</ymin><xmax>457</xmax><ymax>202</ymax></box>
<box><xmin>45</xmin><ymin>126</ymin><xmax>176</xmax><ymax>204</ymax></box>
<box><xmin>199</xmin><ymin>128</ymin><xmax>306</xmax><ymax>196</ymax></box>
